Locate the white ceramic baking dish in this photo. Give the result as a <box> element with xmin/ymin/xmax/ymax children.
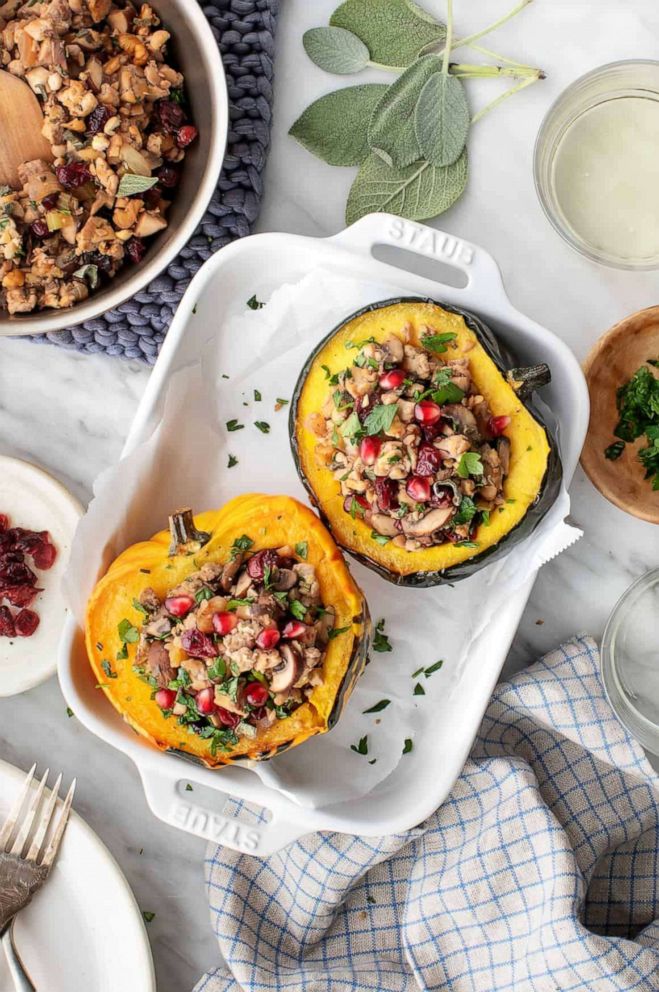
<box><xmin>58</xmin><ymin>213</ymin><xmax>589</xmax><ymax>856</ymax></box>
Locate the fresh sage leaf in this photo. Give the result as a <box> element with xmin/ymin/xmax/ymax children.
<box><xmin>116</xmin><ymin>174</ymin><xmax>159</xmax><ymax>197</ymax></box>
<box><xmin>289</xmin><ymin>84</ymin><xmax>388</xmax><ymax>167</ymax></box>
<box><xmin>303</xmin><ymin>26</ymin><xmax>370</xmax><ymax>74</ymax></box>
<box><xmin>330</xmin><ymin>0</ymin><xmax>445</xmax><ymax>69</ymax></box>
<box><xmin>346</xmin><ymin>148</ymin><xmax>468</xmax><ymax>224</ymax></box>
<box><xmin>414</xmin><ymin>72</ymin><xmax>470</xmax><ymax>167</ymax></box>
<box><xmin>369</xmin><ymin>56</ymin><xmax>441</xmax><ymax>168</ymax></box>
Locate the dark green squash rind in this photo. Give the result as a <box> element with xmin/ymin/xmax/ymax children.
<box><xmin>290</xmin><ymin>296</ymin><xmax>563</xmax><ymax>587</ymax></box>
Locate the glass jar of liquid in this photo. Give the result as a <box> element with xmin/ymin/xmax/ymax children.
<box><xmin>534</xmin><ymin>61</ymin><xmax>659</xmax><ymax>269</ymax></box>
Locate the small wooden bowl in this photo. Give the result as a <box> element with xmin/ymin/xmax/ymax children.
<box><xmin>581</xmin><ymin>306</ymin><xmax>659</xmax><ymax>524</ymax></box>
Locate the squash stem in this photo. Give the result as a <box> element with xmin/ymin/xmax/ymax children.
<box><xmin>168</xmin><ymin>507</ymin><xmax>211</xmax><ymax>557</ymax></box>
<box><xmin>507</xmin><ymin>363</ymin><xmax>551</xmax><ymax>400</ymax></box>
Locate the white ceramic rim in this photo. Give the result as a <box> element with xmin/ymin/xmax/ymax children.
<box><xmin>0</xmin><ymin>1</ymin><xmax>229</xmax><ymax>337</ymax></box>
<box><xmin>601</xmin><ymin>567</ymin><xmax>659</xmax><ymax>754</ymax></box>
<box><xmin>0</xmin><ymin>757</ymin><xmax>156</xmax><ymax>990</ymax></box>
<box><xmin>533</xmin><ymin>59</ymin><xmax>659</xmax><ymax>271</ymax></box>
<box><xmin>0</xmin><ymin>456</ymin><xmax>83</xmax><ymax>696</ymax></box>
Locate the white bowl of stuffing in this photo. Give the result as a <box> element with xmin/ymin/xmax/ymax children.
<box><xmin>0</xmin><ymin>0</ymin><xmax>228</xmax><ymax>333</ymax></box>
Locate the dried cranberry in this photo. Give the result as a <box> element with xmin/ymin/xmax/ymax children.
<box><xmin>86</xmin><ymin>104</ymin><xmax>111</xmax><ymax>135</ymax></box>
<box><xmin>175</xmin><ymin>124</ymin><xmax>198</xmax><ymax>148</ymax></box>
<box><xmin>0</xmin><ymin>515</ymin><xmax>7</xmax><ymax>532</ymax></box>
<box><xmin>55</xmin><ymin>162</ymin><xmax>92</xmax><ymax>190</ymax></box>
<box><xmin>0</xmin><ymin>561</ymin><xmax>36</xmax><ymax>585</ymax></box>
<box><xmin>156</xmin><ymin>163</ymin><xmax>179</xmax><ymax>188</ymax></box>
<box><xmin>247</xmin><ymin>549</ymin><xmax>280</xmax><ymax>581</ymax></box>
<box><xmin>374</xmin><ymin>477</ymin><xmax>398</xmax><ymax>512</ymax></box>
<box><xmin>41</xmin><ymin>193</ymin><xmax>59</xmax><ymax>210</ymax></box>
<box><xmin>93</xmin><ymin>251</ymin><xmax>114</xmax><ymax>274</ymax></box>
<box><xmin>0</xmin><ymin>606</ymin><xmax>15</xmax><ymax>638</ymax></box>
<box><xmin>143</xmin><ymin>186</ymin><xmax>161</xmax><ymax>211</ymax></box>
<box><xmin>0</xmin><ymin>551</ymin><xmax>24</xmax><ymax>566</ymax></box>
<box><xmin>180</xmin><ymin>628</ymin><xmax>216</xmax><ymax>658</ymax></box>
<box><xmin>125</xmin><ymin>238</ymin><xmax>146</xmax><ymax>264</ymax></box>
<box><xmin>421</xmin><ymin>423</ymin><xmax>443</xmax><ymax>443</ymax></box>
<box><xmin>0</xmin><ymin>584</ymin><xmax>40</xmax><ymax>608</ymax></box>
<box><xmin>156</xmin><ymin>99</ymin><xmax>185</xmax><ymax>133</ymax></box>
<box><xmin>14</xmin><ymin>609</ymin><xmax>39</xmax><ymax>637</ymax></box>
<box><xmin>415</xmin><ymin>443</ymin><xmax>444</xmax><ymax>477</ymax></box>
<box><xmin>31</xmin><ymin>542</ymin><xmax>56</xmax><ymax>570</ymax></box>
<box><xmin>14</xmin><ymin>529</ymin><xmax>50</xmax><ymax>553</ymax></box>
<box><xmin>31</xmin><ymin>219</ymin><xmax>49</xmax><ymax>238</ymax></box>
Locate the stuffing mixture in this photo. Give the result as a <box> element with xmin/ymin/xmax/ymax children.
<box><xmin>134</xmin><ymin>539</ymin><xmax>334</xmax><ymax>752</ymax></box>
<box><xmin>310</xmin><ymin>325</ymin><xmax>513</xmax><ymax>550</ymax></box>
<box><xmin>0</xmin><ymin>0</ymin><xmax>197</xmax><ymax>314</ymax></box>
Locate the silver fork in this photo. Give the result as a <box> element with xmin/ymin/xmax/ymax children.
<box><xmin>0</xmin><ymin>765</ymin><xmax>76</xmax><ymax>992</ymax></box>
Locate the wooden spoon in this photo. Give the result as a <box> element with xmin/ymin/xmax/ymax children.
<box><xmin>0</xmin><ymin>70</ymin><xmax>53</xmax><ymax>189</ymax></box>
<box><xmin>581</xmin><ymin>306</ymin><xmax>659</xmax><ymax>524</ymax></box>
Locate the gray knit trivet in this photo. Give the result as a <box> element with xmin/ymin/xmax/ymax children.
<box><xmin>30</xmin><ymin>0</ymin><xmax>279</xmax><ymax>365</ymax></box>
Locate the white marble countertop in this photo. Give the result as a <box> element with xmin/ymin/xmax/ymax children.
<box><xmin>1</xmin><ymin>1</ymin><xmax>659</xmax><ymax>989</ymax></box>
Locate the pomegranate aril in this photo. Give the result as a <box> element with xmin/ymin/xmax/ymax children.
<box><xmin>217</xmin><ymin>707</ymin><xmax>239</xmax><ymax>728</ymax></box>
<box><xmin>31</xmin><ymin>542</ymin><xmax>56</xmax><ymax>570</ymax></box>
<box><xmin>196</xmin><ymin>686</ymin><xmax>216</xmax><ymax>715</ymax></box>
<box><xmin>247</xmin><ymin>549</ymin><xmax>279</xmax><ymax>580</ymax></box>
<box><xmin>282</xmin><ymin>620</ymin><xmax>307</xmax><ymax>639</ymax></box>
<box><xmin>359</xmin><ymin>436</ymin><xmax>382</xmax><ymax>466</ymax></box>
<box><xmin>0</xmin><ymin>606</ymin><xmax>15</xmax><ymax>637</ymax></box>
<box><xmin>155</xmin><ymin>688</ymin><xmax>176</xmax><ymax>710</ymax></box>
<box><xmin>256</xmin><ymin>627</ymin><xmax>280</xmax><ymax>650</ymax></box>
<box><xmin>343</xmin><ymin>494</ymin><xmax>368</xmax><ymax>515</ymax></box>
<box><xmin>180</xmin><ymin>628</ymin><xmax>217</xmax><ymax>658</ymax></box>
<box><xmin>15</xmin><ymin>609</ymin><xmax>39</xmax><ymax>637</ymax></box>
<box><xmin>212</xmin><ymin>611</ymin><xmax>239</xmax><ymax>636</ymax></box>
<box><xmin>406</xmin><ymin>476</ymin><xmax>431</xmax><ymax>502</ymax></box>
<box><xmin>414</xmin><ymin>400</ymin><xmax>442</xmax><ymax>425</ymax></box>
<box><xmin>164</xmin><ymin>594</ymin><xmax>194</xmax><ymax>617</ymax></box>
<box><xmin>374</xmin><ymin>476</ymin><xmax>398</xmax><ymax>512</ymax></box>
<box><xmin>176</xmin><ymin>124</ymin><xmax>198</xmax><ymax>148</ymax></box>
<box><xmin>244</xmin><ymin>681</ymin><xmax>269</xmax><ymax>707</ymax></box>
<box><xmin>379</xmin><ymin>368</ymin><xmax>406</xmax><ymax>390</ymax></box>
<box><xmin>55</xmin><ymin>162</ymin><xmax>92</xmax><ymax>190</ymax></box>
<box><xmin>125</xmin><ymin>237</ymin><xmax>146</xmax><ymax>264</ymax></box>
<box><xmin>415</xmin><ymin>443</ymin><xmax>444</xmax><ymax>477</ymax></box>
<box><xmin>488</xmin><ymin>415</ymin><xmax>511</xmax><ymax>437</ymax></box>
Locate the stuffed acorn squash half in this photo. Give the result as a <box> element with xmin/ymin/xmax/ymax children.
<box><xmin>290</xmin><ymin>298</ymin><xmax>562</xmax><ymax>586</ymax></box>
<box><xmin>85</xmin><ymin>495</ymin><xmax>370</xmax><ymax>766</ymax></box>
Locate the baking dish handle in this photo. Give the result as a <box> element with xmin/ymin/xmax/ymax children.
<box><xmin>329</xmin><ymin>212</ymin><xmax>509</xmax><ymax>308</ymax></box>
<box><xmin>138</xmin><ymin>767</ymin><xmax>309</xmax><ymax>857</ymax></box>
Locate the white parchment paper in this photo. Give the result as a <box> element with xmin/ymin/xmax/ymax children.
<box><xmin>66</xmin><ymin>270</ymin><xmax>581</xmax><ymax>808</ymax></box>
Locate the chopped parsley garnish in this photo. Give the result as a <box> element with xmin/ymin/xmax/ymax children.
<box><xmin>606</xmin><ymin>363</ymin><xmax>659</xmax><ymax>490</ymax></box>
<box><xmin>413</xmin><ymin>682</ymin><xmax>426</xmax><ymax>696</ymax></box>
<box><xmin>195</xmin><ymin>587</ymin><xmax>213</xmax><ymax>603</ymax></box>
<box><xmin>142</xmin><ymin>911</ymin><xmax>156</xmax><ymax>923</ymax></box>
<box><xmin>372</xmin><ymin>618</ymin><xmax>392</xmax><ymax>653</ymax></box>
<box><xmin>207</xmin><ymin>658</ymin><xmax>227</xmax><ymax>680</ymax></box>
<box><xmin>185</xmin><ymin>784</ymin><xmax>193</xmax><ymax>791</ymax></box>
<box><xmin>227</xmin><ymin>454</ymin><xmax>239</xmax><ymax>468</ymax></box>
<box><xmin>295</xmin><ymin>541</ymin><xmax>308</xmax><ymax>559</ymax></box>
<box><xmin>132</xmin><ymin>598</ymin><xmax>149</xmax><ymax>618</ymax></box>
<box><xmin>362</xmin><ymin>698</ymin><xmax>390</xmax><ymax>714</ymax></box>
<box><xmin>254</xmin><ymin>389</ymin><xmax>262</xmax><ymax>401</ymax></box>
<box><xmin>289</xmin><ymin>599</ymin><xmax>307</xmax><ymax>621</ymax></box>
<box><xmin>66</xmin><ymin>707</ymin><xmax>74</xmax><ymax>718</ymax></box>
<box><xmin>339</xmin><ymin>412</ymin><xmax>364</xmax><ymax>440</ymax></box>
<box><xmin>226</xmin><ymin>597</ymin><xmax>252</xmax><ymax>610</ymax></box>
<box><xmin>328</xmin><ymin>624</ymin><xmax>351</xmax><ymax>639</ymax></box>
<box><xmin>275</xmin><ymin>397</ymin><xmax>289</xmax><ymax>410</ymax></box>
<box><xmin>421</xmin><ymin>331</ymin><xmax>457</xmax><ymax>353</ymax></box>
<box><xmin>604</xmin><ymin>441</ymin><xmax>625</xmax><ymax>461</ymax></box>
<box><xmin>255</xmin><ymin>421</ymin><xmax>270</xmax><ymax>434</ymax></box>
<box><xmin>246</xmin><ymin>294</ymin><xmax>265</xmax><ymax>310</ymax></box>
<box><xmin>453</xmin><ymin>496</ymin><xmax>477</xmax><ymax>525</ymax></box>
<box><xmin>402</xmin><ymin>738</ymin><xmax>413</xmax><ymax>754</ymax></box>
<box><xmin>456</xmin><ymin>451</ymin><xmax>483</xmax><ymax>478</ymax></box>
<box><xmin>370</xmin><ymin>531</ymin><xmax>390</xmax><ymax>545</ymax></box>
<box><xmin>364</xmin><ymin>403</ymin><xmax>397</xmax><ymax>436</ymax></box>
<box><xmin>231</xmin><ymin>534</ymin><xmax>253</xmax><ymax>558</ymax></box>
<box><xmin>226</xmin><ymin>419</ymin><xmax>244</xmax><ymax>432</ymax></box>
<box><xmin>350</xmin><ymin>735</ymin><xmax>369</xmax><ymax>755</ymax></box>
<box><xmin>118</xmin><ymin>619</ymin><xmax>139</xmax><ymax>644</ymax></box>
<box><xmin>101</xmin><ymin>659</ymin><xmax>118</xmax><ymax>679</ymax></box>
<box><xmin>424</xmin><ymin>659</ymin><xmax>444</xmax><ymax>677</ymax></box>
<box><xmin>456</xmin><ymin>540</ymin><xmax>479</xmax><ymax>548</ymax></box>
<box><xmin>321</xmin><ymin>364</ymin><xmax>340</xmax><ymax>385</ymax></box>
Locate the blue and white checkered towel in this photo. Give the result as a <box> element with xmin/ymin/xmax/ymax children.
<box><xmin>195</xmin><ymin>636</ymin><xmax>659</xmax><ymax>992</ymax></box>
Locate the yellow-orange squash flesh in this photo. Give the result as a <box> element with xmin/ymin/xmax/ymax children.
<box><xmin>292</xmin><ymin>299</ymin><xmax>559</xmax><ymax>584</ymax></box>
<box><xmin>85</xmin><ymin>494</ymin><xmax>370</xmax><ymax>767</ymax></box>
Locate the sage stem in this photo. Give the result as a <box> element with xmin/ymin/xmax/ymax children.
<box><xmin>450</xmin><ymin>62</ymin><xmax>541</xmax><ymax>79</ymax></box>
<box><xmin>468</xmin><ymin>43</ymin><xmax>537</xmax><ymax>71</ymax></box>
<box><xmin>439</xmin><ymin>0</ymin><xmax>533</xmax><ymax>57</ymax></box>
<box><xmin>471</xmin><ymin>73</ymin><xmax>540</xmax><ymax>124</ymax></box>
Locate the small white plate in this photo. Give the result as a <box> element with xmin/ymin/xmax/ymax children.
<box><xmin>0</xmin><ymin>758</ymin><xmax>155</xmax><ymax>991</ymax></box>
<box><xmin>0</xmin><ymin>457</ymin><xmax>82</xmax><ymax>696</ymax></box>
